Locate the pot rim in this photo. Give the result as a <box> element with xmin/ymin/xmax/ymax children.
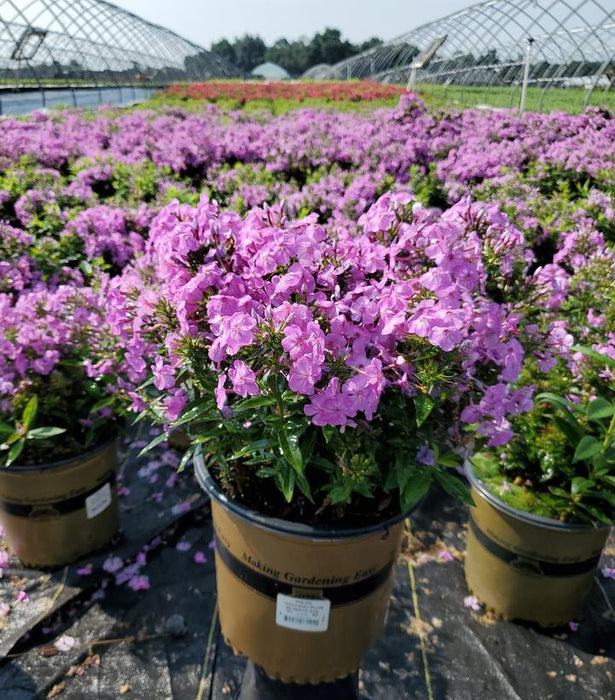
<box><xmin>194</xmin><ymin>450</ymin><xmax>411</xmax><ymax>540</ymax></box>
<box><xmin>465</xmin><ymin>458</ymin><xmax>612</xmax><ymax>532</ymax></box>
<box><xmin>1</xmin><ymin>434</ymin><xmax>118</xmax><ymax>474</ymax></box>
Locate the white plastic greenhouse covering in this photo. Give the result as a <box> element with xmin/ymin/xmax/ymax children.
<box><xmin>312</xmin><ymin>0</ymin><xmax>615</xmax><ymax>111</ymax></box>
<box><xmin>0</xmin><ymin>0</ymin><xmax>236</xmax><ymax>88</ymax></box>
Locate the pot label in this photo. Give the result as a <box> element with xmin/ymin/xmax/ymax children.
<box><xmin>275</xmin><ymin>594</ymin><xmax>331</xmax><ymax>632</ymax></box>
<box><xmin>85</xmin><ymin>482</ymin><xmax>112</xmax><ymax>520</ymax></box>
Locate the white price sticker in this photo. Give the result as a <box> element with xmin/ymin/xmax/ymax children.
<box><xmin>85</xmin><ymin>482</ymin><xmax>112</xmax><ymax>520</ymax></box>
<box><xmin>275</xmin><ymin>594</ymin><xmax>331</xmax><ymax>632</ymax></box>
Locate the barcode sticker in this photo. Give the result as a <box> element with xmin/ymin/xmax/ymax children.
<box><xmin>275</xmin><ymin>594</ymin><xmax>331</xmax><ymax>632</ymax></box>
<box><xmin>85</xmin><ymin>483</ymin><xmax>112</xmax><ymax>520</ymax></box>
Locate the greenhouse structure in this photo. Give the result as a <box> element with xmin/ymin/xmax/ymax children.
<box><xmin>315</xmin><ymin>0</ymin><xmax>615</xmax><ymax>112</ymax></box>
<box><xmin>0</xmin><ymin>0</ymin><xmax>236</xmax><ymax>112</ymax></box>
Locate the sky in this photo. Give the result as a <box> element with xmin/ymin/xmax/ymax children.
<box><xmin>113</xmin><ymin>0</ymin><xmax>474</xmax><ymax>47</ymax></box>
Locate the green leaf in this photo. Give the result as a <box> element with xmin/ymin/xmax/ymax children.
<box><xmin>294</xmin><ymin>469</ymin><xmax>314</xmax><ymax>503</ymax></box>
<box><xmin>138</xmin><ymin>431</ymin><xmax>168</xmax><ymax>457</ymax></box>
<box><xmin>571</xmin><ymin>345</ymin><xmax>615</xmax><ymax>371</ymax></box>
<box><xmin>177</xmin><ymin>446</ymin><xmax>195</xmax><ymax>473</ymax></box>
<box><xmin>414</xmin><ymin>395</ymin><xmax>435</xmax><ymax>428</ymax></box>
<box><xmin>27</xmin><ymin>427</ymin><xmax>66</xmax><ymax>439</ymax></box>
<box><xmin>173</xmin><ymin>402</ymin><xmax>212</xmax><ymax>427</ymax></box>
<box><xmin>22</xmin><ymin>396</ymin><xmax>38</xmax><ymax>430</ymax></box>
<box><xmin>573</xmin><ymin>435</ymin><xmax>603</xmax><ymax>463</ymax></box>
<box><xmin>436</xmin><ymin>451</ymin><xmax>461</xmax><ymax>468</ymax></box>
<box><xmin>553</xmin><ymin>415</ymin><xmax>584</xmax><ymax>448</ymax></box>
<box><xmin>587</xmin><ymin>398</ymin><xmax>615</xmax><ymax>421</ymax></box>
<box><xmin>274</xmin><ymin>467</ymin><xmax>295</xmax><ymax>503</ymax></box>
<box><xmin>278</xmin><ymin>429</ymin><xmax>303</xmax><ymax>473</ymax></box>
<box><xmin>231</xmin><ymin>438</ymin><xmax>276</xmax><ymax>459</ymax></box>
<box><xmin>6</xmin><ymin>439</ymin><xmax>25</xmax><ymax>466</ymax></box>
<box><xmin>233</xmin><ymin>396</ymin><xmax>277</xmax><ymax>413</ymax></box>
<box><xmin>434</xmin><ymin>470</ymin><xmax>474</xmax><ymax>505</ymax></box>
<box><xmin>570</xmin><ymin>476</ymin><xmax>595</xmax><ymax>495</ymax></box>
<box><xmin>400</xmin><ymin>470</ymin><xmax>432</xmax><ymax>513</ymax></box>
<box><xmin>0</xmin><ymin>422</ymin><xmax>14</xmax><ymax>436</ymax></box>
<box><xmin>89</xmin><ymin>397</ymin><xmax>115</xmax><ymax>413</ymax></box>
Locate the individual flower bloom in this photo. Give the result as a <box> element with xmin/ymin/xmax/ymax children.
<box><xmin>463</xmin><ymin>595</ymin><xmax>482</xmax><ymax>612</ymax></box>
<box><xmin>118</xmin><ymin>486</ymin><xmax>131</xmax><ymax>497</ymax></box>
<box><xmin>288</xmin><ymin>354</ymin><xmax>322</xmax><ymax>395</ymax></box>
<box><xmin>214</xmin><ymin>312</ymin><xmax>256</xmax><ymax>357</ymax></box>
<box><xmin>176</xmin><ymin>541</ymin><xmax>192</xmax><ymax>552</ymax></box>
<box><xmin>76</xmin><ymin>564</ymin><xmax>93</xmax><ymax>576</ymax></box>
<box><xmin>228</xmin><ymin>360</ymin><xmax>260</xmax><ymax>397</ymax></box>
<box><xmin>127</xmin><ymin>575</ymin><xmax>150</xmax><ymax>591</ymax></box>
<box><xmin>416</xmin><ymin>446</ymin><xmax>435</xmax><ymax>466</ymax></box>
<box><xmin>194</xmin><ymin>551</ymin><xmax>208</xmax><ymax>564</ymax></box>
<box><xmin>136</xmin><ymin>552</ymin><xmax>147</xmax><ymax>566</ymax></box>
<box><xmin>437</xmin><ymin>550</ymin><xmax>454</xmax><ymax>562</ymax></box>
<box><xmin>499</xmin><ymin>481</ymin><xmax>512</xmax><ymax>495</ymax></box>
<box><xmin>214</xmin><ymin>374</ymin><xmax>227</xmax><ymax>411</ymax></box>
<box><xmin>16</xmin><ymin>590</ymin><xmax>29</xmax><ymax>603</ymax></box>
<box><xmin>54</xmin><ymin>635</ymin><xmax>76</xmax><ymax>652</ymax></box>
<box><xmin>164</xmin><ymin>389</ymin><xmax>187</xmax><ymax>422</ymax></box>
<box><xmin>208</xmin><ymin>538</ymin><xmax>216</xmax><ymax>550</ymax></box>
<box><xmin>152</xmin><ymin>356</ymin><xmax>176</xmax><ymax>391</ymax></box>
<box><xmin>166</xmin><ymin>473</ymin><xmax>178</xmax><ymax>488</ymax></box>
<box><xmin>102</xmin><ymin>556</ymin><xmax>123</xmax><ymax>573</ymax></box>
<box><xmin>304</xmin><ymin>378</ymin><xmax>356</xmax><ymax>427</ymax></box>
<box><xmin>0</xmin><ymin>551</ymin><xmax>9</xmax><ymax>570</ymax></box>
<box><xmin>171</xmin><ymin>500</ymin><xmax>191</xmax><ymax>516</ymax></box>
<box><xmin>568</xmin><ymin>621</ymin><xmax>579</xmax><ymax>632</ymax></box>
<box><xmin>342</xmin><ymin>358</ymin><xmax>383</xmax><ymax>420</ymax></box>
<box><xmin>601</xmin><ymin>567</ymin><xmax>615</xmax><ymax>580</ymax></box>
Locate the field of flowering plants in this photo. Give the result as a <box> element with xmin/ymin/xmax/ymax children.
<box><xmin>2</xmin><ymin>88</ymin><xmax>615</xmax><ymax>495</ymax></box>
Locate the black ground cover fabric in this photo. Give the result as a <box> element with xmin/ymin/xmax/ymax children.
<box><xmin>0</xmin><ymin>437</ymin><xmax>613</xmax><ymax>699</ymax></box>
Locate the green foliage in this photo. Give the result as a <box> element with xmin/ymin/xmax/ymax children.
<box><xmin>474</xmin><ymin>348</ymin><xmax>615</xmax><ymax>524</ymax></box>
<box><xmin>0</xmin><ymin>396</ymin><xmax>66</xmax><ymax>467</ymax></box>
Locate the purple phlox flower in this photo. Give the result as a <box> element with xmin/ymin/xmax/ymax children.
<box><xmin>601</xmin><ymin>567</ymin><xmax>615</xmax><ymax>580</ymax></box>
<box><xmin>164</xmin><ymin>389</ymin><xmax>188</xmax><ymax>423</ymax></box>
<box><xmin>288</xmin><ymin>353</ymin><xmax>322</xmax><ymax>395</ymax></box>
<box><xmin>214</xmin><ymin>374</ymin><xmax>227</xmax><ymax>411</ymax></box>
<box><xmin>437</xmin><ymin>550</ymin><xmax>454</xmax><ymax>562</ymax></box>
<box><xmin>102</xmin><ymin>556</ymin><xmax>123</xmax><ymax>573</ymax></box>
<box><xmin>152</xmin><ymin>356</ymin><xmax>176</xmax><ymax>391</ymax></box>
<box><xmin>0</xmin><ymin>551</ymin><xmax>10</xmax><ymax>570</ymax></box>
<box><xmin>568</xmin><ymin>621</ymin><xmax>579</xmax><ymax>632</ymax></box>
<box><xmin>176</xmin><ymin>540</ymin><xmax>192</xmax><ymax>552</ymax></box>
<box><xmin>194</xmin><ymin>551</ymin><xmax>208</xmax><ymax>564</ymax></box>
<box><xmin>416</xmin><ymin>445</ymin><xmax>435</xmax><ymax>466</ymax></box>
<box><xmin>54</xmin><ymin>635</ymin><xmax>76</xmax><ymax>652</ymax></box>
<box><xmin>171</xmin><ymin>500</ymin><xmax>192</xmax><ymax>516</ymax></box>
<box><xmin>228</xmin><ymin>360</ymin><xmax>260</xmax><ymax>397</ymax></box>
<box><xmin>304</xmin><ymin>377</ymin><xmax>356</xmax><ymax>427</ymax></box>
<box><xmin>208</xmin><ymin>538</ymin><xmax>216</xmax><ymax>550</ymax></box>
<box><xmin>463</xmin><ymin>595</ymin><xmax>482</xmax><ymax>612</ymax></box>
<box><xmin>499</xmin><ymin>481</ymin><xmax>512</xmax><ymax>495</ymax></box>
<box><xmin>16</xmin><ymin>590</ymin><xmax>29</xmax><ymax>603</ymax></box>
<box><xmin>127</xmin><ymin>575</ymin><xmax>150</xmax><ymax>591</ymax></box>
<box><xmin>211</xmin><ymin>312</ymin><xmax>256</xmax><ymax>359</ymax></box>
<box><xmin>76</xmin><ymin>564</ymin><xmax>93</xmax><ymax>576</ymax></box>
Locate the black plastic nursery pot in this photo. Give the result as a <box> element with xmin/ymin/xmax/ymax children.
<box><xmin>194</xmin><ymin>452</ymin><xmax>407</xmax><ymax>685</ymax></box>
<box><xmin>464</xmin><ymin>461</ymin><xmax>612</xmax><ymax>627</ymax></box>
<box><xmin>0</xmin><ymin>439</ymin><xmax>119</xmax><ymax>568</ymax></box>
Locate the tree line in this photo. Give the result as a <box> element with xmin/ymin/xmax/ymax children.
<box><xmin>210</xmin><ymin>28</ymin><xmax>382</xmax><ymax>77</ymax></box>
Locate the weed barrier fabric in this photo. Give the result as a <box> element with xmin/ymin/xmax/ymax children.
<box><xmin>0</xmin><ymin>483</ymin><xmax>613</xmax><ymax>698</ymax></box>
<box><xmin>0</xmin><ymin>428</ymin><xmax>207</xmax><ymax>660</ymax></box>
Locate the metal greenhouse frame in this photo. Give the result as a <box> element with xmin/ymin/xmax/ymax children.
<box><xmin>0</xmin><ymin>0</ymin><xmax>236</xmax><ymax>109</ymax></box>
<box><xmin>314</xmin><ymin>0</ymin><xmax>615</xmax><ymax>112</ymax></box>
